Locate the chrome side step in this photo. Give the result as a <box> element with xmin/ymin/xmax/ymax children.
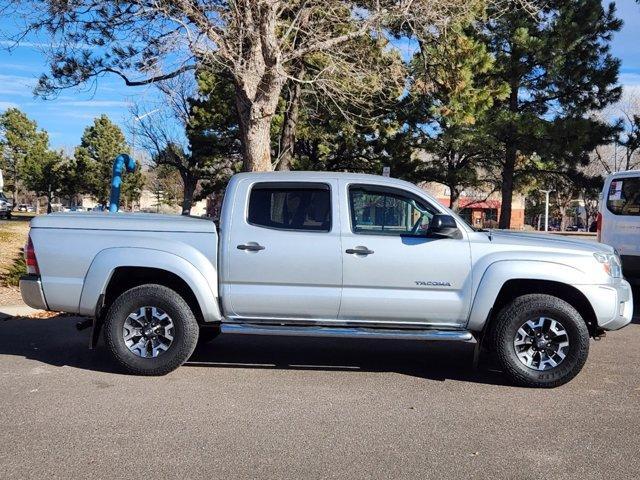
<box><xmin>220</xmin><ymin>323</ymin><xmax>474</xmax><ymax>342</ymax></box>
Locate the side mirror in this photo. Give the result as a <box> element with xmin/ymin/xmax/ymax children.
<box><xmin>426</xmin><ymin>214</ymin><xmax>462</xmax><ymax>239</ymax></box>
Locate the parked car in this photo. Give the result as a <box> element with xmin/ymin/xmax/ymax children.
<box><xmin>16</xmin><ymin>203</ymin><xmax>36</xmax><ymax>212</ymax></box>
<box><xmin>0</xmin><ymin>192</ymin><xmax>12</xmax><ymax>219</ymax></box>
<box><xmin>20</xmin><ymin>172</ymin><xmax>633</xmax><ymax>387</ymax></box>
<box><xmin>598</xmin><ymin>169</ymin><xmax>640</xmax><ymax>282</ymax></box>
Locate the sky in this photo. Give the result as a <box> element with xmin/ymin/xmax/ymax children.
<box><xmin>0</xmin><ymin>1</ymin><xmax>639</xmax><ymax>152</ymax></box>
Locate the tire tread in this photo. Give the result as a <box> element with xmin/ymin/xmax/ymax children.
<box><xmin>494</xmin><ymin>294</ymin><xmax>589</xmax><ymax>388</ymax></box>
<box><xmin>104</xmin><ymin>284</ymin><xmax>199</xmax><ymax>376</ymax></box>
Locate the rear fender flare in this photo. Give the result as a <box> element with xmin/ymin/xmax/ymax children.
<box><xmin>79</xmin><ymin>247</ymin><xmax>222</xmax><ymax>322</ymax></box>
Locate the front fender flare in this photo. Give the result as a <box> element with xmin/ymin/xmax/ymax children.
<box><xmin>78</xmin><ymin>247</ymin><xmax>222</xmax><ymax>322</ymax></box>
<box><xmin>466</xmin><ymin>260</ymin><xmax>585</xmax><ymax>331</ymax></box>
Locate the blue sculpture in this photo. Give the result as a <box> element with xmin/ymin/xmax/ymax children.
<box><xmin>108</xmin><ymin>154</ymin><xmax>136</xmax><ymax>213</ymax></box>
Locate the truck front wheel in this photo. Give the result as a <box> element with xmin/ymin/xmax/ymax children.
<box><xmin>104</xmin><ymin>284</ymin><xmax>199</xmax><ymax>375</ymax></box>
<box><xmin>493</xmin><ymin>294</ymin><xmax>590</xmax><ymax>388</ymax></box>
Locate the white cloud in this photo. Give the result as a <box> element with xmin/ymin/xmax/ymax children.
<box><xmin>59</xmin><ymin>100</ymin><xmax>130</xmax><ymax>108</ymax></box>
<box><xmin>0</xmin><ymin>62</ymin><xmax>41</xmax><ymax>73</ymax></box>
<box><xmin>0</xmin><ymin>40</ymin><xmax>95</xmax><ymax>49</ymax></box>
<box><xmin>0</xmin><ymin>40</ymin><xmax>51</xmax><ymax>49</ymax></box>
<box><xmin>616</xmin><ymin>72</ymin><xmax>640</xmax><ymax>98</ymax></box>
<box><xmin>620</xmin><ymin>72</ymin><xmax>640</xmax><ymax>87</ymax></box>
<box><xmin>0</xmin><ymin>74</ymin><xmax>37</xmax><ymax>96</ymax></box>
<box><xmin>0</xmin><ymin>101</ymin><xmax>19</xmax><ymax>111</ymax></box>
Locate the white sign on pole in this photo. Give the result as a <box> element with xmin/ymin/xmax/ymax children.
<box><xmin>382</xmin><ymin>166</ymin><xmax>390</xmax><ymax>177</ymax></box>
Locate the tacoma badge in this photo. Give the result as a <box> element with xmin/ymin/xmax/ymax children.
<box><xmin>415</xmin><ymin>281</ymin><xmax>452</xmax><ymax>287</ymax></box>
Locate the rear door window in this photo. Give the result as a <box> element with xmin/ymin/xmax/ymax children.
<box><xmin>607</xmin><ymin>177</ymin><xmax>640</xmax><ymax>216</ymax></box>
<box><xmin>248</xmin><ymin>182</ymin><xmax>331</xmax><ymax>232</ymax></box>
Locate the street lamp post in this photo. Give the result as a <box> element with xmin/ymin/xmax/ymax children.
<box><xmin>539</xmin><ymin>189</ymin><xmax>553</xmax><ymax>232</ymax></box>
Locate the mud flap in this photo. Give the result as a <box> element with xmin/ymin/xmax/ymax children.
<box><xmin>89</xmin><ymin>294</ymin><xmax>105</xmax><ymax>349</ymax></box>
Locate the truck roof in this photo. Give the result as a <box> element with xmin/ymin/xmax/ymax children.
<box><xmin>231</xmin><ymin>171</ymin><xmax>416</xmax><ymax>187</ymax></box>
<box><xmin>606</xmin><ymin>169</ymin><xmax>640</xmax><ymax>179</ymax></box>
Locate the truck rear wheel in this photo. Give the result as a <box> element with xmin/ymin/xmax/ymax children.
<box><xmin>493</xmin><ymin>294</ymin><xmax>590</xmax><ymax>388</ymax></box>
<box><xmin>103</xmin><ymin>284</ymin><xmax>199</xmax><ymax>375</ymax></box>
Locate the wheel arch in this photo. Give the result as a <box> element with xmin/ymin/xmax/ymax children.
<box><xmin>79</xmin><ymin>247</ymin><xmax>222</xmax><ymax>324</ymax></box>
<box><xmin>482</xmin><ymin>279</ymin><xmax>599</xmax><ymax>341</ymax></box>
<box><xmin>468</xmin><ymin>261</ymin><xmax>598</xmax><ymax>336</ymax></box>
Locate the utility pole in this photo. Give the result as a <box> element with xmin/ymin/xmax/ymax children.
<box><xmin>539</xmin><ymin>189</ymin><xmax>553</xmax><ymax>232</ymax></box>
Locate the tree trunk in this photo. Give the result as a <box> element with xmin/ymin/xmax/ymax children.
<box><xmin>449</xmin><ymin>187</ymin><xmax>460</xmax><ymax>212</ymax></box>
<box><xmin>558</xmin><ymin>206</ymin><xmax>568</xmax><ymax>231</ymax></box>
<box><xmin>234</xmin><ymin>58</ymin><xmax>284</xmax><ymax>172</ymax></box>
<box><xmin>181</xmin><ymin>175</ymin><xmax>197</xmax><ymax>216</ymax></box>
<box><xmin>11</xmin><ymin>169</ymin><xmax>17</xmax><ymax>206</ymax></box>
<box><xmin>239</xmin><ymin>114</ymin><xmax>272</xmax><ymax>172</ymax></box>
<box><xmin>276</xmin><ymin>78</ymin><xmax>303</xmax><ymax>171</ymax></box>
<box><xmin>498</xmin><ymin>145</ymin><xmax>516</xmax><ymax>229</ymax></box>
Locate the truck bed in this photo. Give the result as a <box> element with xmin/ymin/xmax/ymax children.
<box><xmin>29</xmin><ymin>212</ymin><xmax>218</xmax><ymax>315</ymax></box>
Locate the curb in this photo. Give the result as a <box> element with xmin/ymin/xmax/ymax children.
<box><xmin>0</xmin><ymin>304</ymin><xmax>42</xmax><ymax>319</ymax></box>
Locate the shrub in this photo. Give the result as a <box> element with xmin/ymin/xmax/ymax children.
<box><xmin>1</xmin><ymin>251</ymin><xmax>25</xmax><ymax>287</ymax></box>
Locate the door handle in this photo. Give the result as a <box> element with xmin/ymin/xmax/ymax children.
<box><xmin>346</xmin><ymin>246</ymin><xmax>374</xmax><ymax>255</ymax></box>
<box><xmin>237</xmin><ymin>243</ymin><xmax>265</xmax><ymax>252</ymax></box>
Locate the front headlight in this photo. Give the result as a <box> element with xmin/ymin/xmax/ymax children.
<box><xmin>593</xmin><ymin>252</ymin><xmax>622</xmax><ymax>278</ymax></box>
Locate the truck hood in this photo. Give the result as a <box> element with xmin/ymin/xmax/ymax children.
<box><xmin>485</xmin><ymin>230</ymin><xmax>614</xmax><ymax>255</ymax></box>
<box><xmin>31</xmin><ymin>212</ymin><xmax>216</xmax><ymax>233</ymax></box>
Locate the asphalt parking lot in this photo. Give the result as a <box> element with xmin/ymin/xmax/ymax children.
<box><xmin>1</xmin><ymin>298</ymin><xmax>639</xmax><ymax>479</ymax></box>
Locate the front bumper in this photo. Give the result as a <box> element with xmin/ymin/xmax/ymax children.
<box><xmin>19</xmin><ymin>275</ymin><xmax>49</xmax><ymax>310</ymax></box>
<box><xmin>576</xmin><ymin>279</ymin><xmax>634</xmax><ymax>331</ymax></box>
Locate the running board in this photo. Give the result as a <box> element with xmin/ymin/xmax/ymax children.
<box><xmin>220</xmin><ymin>323</ymin><xmax>474</xmax><ymax>342</ymax></box>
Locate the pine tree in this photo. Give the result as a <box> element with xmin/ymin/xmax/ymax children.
<box><xmin>479</xmin><ymin>0</ymin><xmax>622</xmax><ymax>228</ymax></box>
<box><xmin>21</xmin><ymin>150</ymin><xmax>66</xmax><ymax>213</ymax></box>
<box><xmin>400</xmin><ymin>28</ymin><xmax>509</xmax><ymax>210</ymax></box>
<box><xmin>0</xmin><ymin>108</ymin><xmax>49</xmax><ymax>204</ymax></box>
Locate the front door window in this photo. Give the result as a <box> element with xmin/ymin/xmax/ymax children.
<box><xmin>349</xmin><ymin>186</ymin><xmax>435</xmax><ymax>236</ymax></box>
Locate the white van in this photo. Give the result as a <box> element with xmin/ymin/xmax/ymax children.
<box><xmin>598</xmin><ymin>169</ymin><xmax>640</xmax><ymax>281</ymax></box>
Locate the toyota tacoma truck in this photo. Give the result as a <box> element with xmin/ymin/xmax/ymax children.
<box><xmin>20</xmin><ymin>172</ymin><xmax>634</xmax><ymax>387</ymax></box>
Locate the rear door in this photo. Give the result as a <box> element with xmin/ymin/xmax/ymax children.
<box><xmin>338</xmin><ymin>181</ymin><xmax>472</xmax><ymax>327</ymax></box>
<box><xmin>222</xmin><ymin>179</ymin><xmax>342</xmax><ymax>321</ymax></box>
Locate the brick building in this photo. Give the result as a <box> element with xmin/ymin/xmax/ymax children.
<box><xmin>421</xmin><ymin>183</ymin><xmax>526</xmax><ymax>230</ymax></box>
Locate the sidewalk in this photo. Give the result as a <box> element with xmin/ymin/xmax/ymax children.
<box><xmin>0</xmin><ymin>304</ymin><xmax>42</xmax><ymax>320</ymax></box>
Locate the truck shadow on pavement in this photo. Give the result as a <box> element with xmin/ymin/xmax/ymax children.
<box><xmin>0</xmin><ymin>314</ymin><xmax>509</xmax><ymax>385</ymax></box>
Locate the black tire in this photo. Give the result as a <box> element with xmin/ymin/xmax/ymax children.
<box><xmin>103</xmin><ymin>284</ymin><xmax>199</xmax><ymax>375</ymax></box>
<box><xmin>198</xmin><ymin>325</ymin><xmax>221</xmax><ymax>345</ymax></box>
<box><xmin>493</xmin><ymin>294</ymin><xmax>589</xmax><ymax>388</ymax></box>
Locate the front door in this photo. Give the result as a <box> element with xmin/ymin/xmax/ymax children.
<box><xmin>222</xmin><ymin>179</ymin><xmax>342</xmax><ymax>321</ymax></box>
<box><xmin>338</xmin><ymin>182</ymin><xmax>472</xmax><ymax>327</ymax></box>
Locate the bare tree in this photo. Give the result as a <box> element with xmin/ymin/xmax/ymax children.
<box><xmin>593</xmin><ymin>89</ymin><xmax>640</xmax><ymax>173</ymax></box>
<box><xmin>2</xmin><ymin>0</ymin><xmax>496</xmax><ymax>172</ymax></box>
<box><xmin>132</xmin><ymin>73</ymin><xmax>239</xmax><ymax>215</ymax></box>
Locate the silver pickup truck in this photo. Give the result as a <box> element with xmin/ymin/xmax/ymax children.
<box><xmin>20</xmin><ymin>172</ymin><xmax>633</xmax><ymax>387</ymax></box>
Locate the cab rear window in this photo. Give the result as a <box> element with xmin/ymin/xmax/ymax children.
<box><xmin>607</xmin><ymin>177</ymin><xmax>640</xmax><ymax>216</ymax></box>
